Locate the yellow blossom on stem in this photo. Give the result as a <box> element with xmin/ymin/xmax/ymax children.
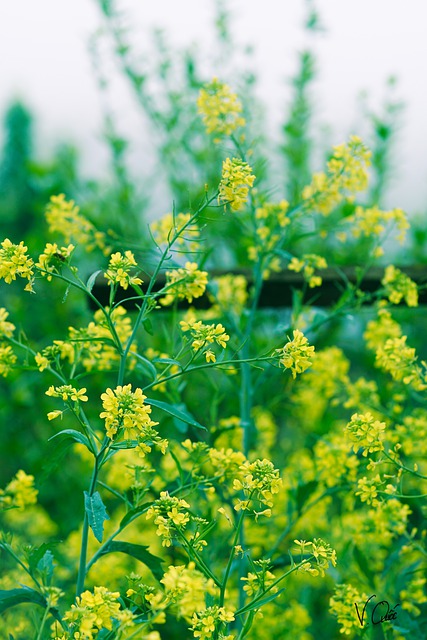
<box><xmin>197</xmin><ymin>78</ymin><xmax>245</xmax><ymax>138</ymax></box>
<box><xmin>275</xmin><ymin>329</ymin><xmax>315</xmax><ymax>378</ymax></box>
<box><xmin>0</xmin><ymin>344</ymin><xmax>17</xmax><ymax>377</ymax></box>
<box><xmin>36</xmin><ymin>242</ymin><xmax>74</xmax><ymax>281</ymax></box>
<box><xmin>102</xmin><ymin>385</ymin><xmax>167</xmax><ymax>455</ymax></box>
<box><xmin>104</xmin><ymin>250</ymin><xmax>143</xmax><ymax>289</ymax></box>
<box><xmin>180</xmin><ymin>319</ymin><xmax>229</xmax><ymax>362</ymax></box>
<box><xmin>0</xmin><ymin>238</ymin><xmax>34</xmax><ymax>290</ymax></box>
<box><xmin>288</xmin><ymin>254</ymin><xmax>327</xmax><ymax>288</ymax></box>
<box><xmin>45</xmin><ymin>194</ymin><xmax>108</xmax><ymax>254</ymax></box>
<box><xmin>0</xmin><ymin>308</ymin><xmax>15</xmax><ymax>338</ymax></box>
<box><xmin>0</xmin><ymin>470</ymin><xmax>38</xmax><ymax>509</ymax></box>
<box><xmin>219</xmin><ymin>157</ymin><xmax>255</xmax><ymax>211</ymax></box>
<box><xmin>151</xmin><ymin>211</ymin><xmax>200</xmax><ymax>251</ymax></box>
<box><xmin>330</xmin><ymin>584</ymin><xmax>370</xmax><ymax>635</ymax></box>
<box><xmin>345</xmin><ymin>412</ymin><xmax>386</xmax><ymax>456</ymax></box>
<box><xmin>161</xmin><ymin>262</ymin><xmax>208</xmax><ymax>306</ymax></box>
<box><xmin>382</xmin><ymin>265</ymin><xmax>418</xmax><ymax>307</ymax></box>
<box><xmin>45</xmin><ymin>385</ymin><xmax>88</xmax><ymax>403</ymax></box>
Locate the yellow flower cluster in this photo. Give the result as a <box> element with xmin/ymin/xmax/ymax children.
<box><xmin>0</xmin><ymin>238</ymin><xmax>34</xmax><ymax>291</ymax></box>
<box><xmin>45</xmin><ymin>194</ymin><xmax>108</xmax><ymax>254</ymax></box>
<box><xmin>355</xmin><ymin>475</ymin><xmax>382</xmax><ymax>506</ymax></box>
<box><xmin>36</xmin><ymin>242</ymin><xmax>75</xmax><ymax>281</ymax></box>
<box><xmin>68</xmin><ymin>306</ymin><xmax>135</xmax><ymax>372</ymax></box>
<box><xmin>190</xmin><ymin>605</ymin><xmax>235</xmax><ymax>640</ymax></box>
<box><xmin>197</xmin><ymin>77</ymin><xmax>245</xmax><ymax>137</ymax></box>
<box><xmin>294</xmin><ymin>538</ymin><xmax>337</xmax><ymax>577</ymax></box>
<box><xmin>63</xmin><ymin>586</ymin><xmax>135</xmax><ymax>638</ymax></box>
<box><xmin>100</xmin><ymin>385</ymin><xmax>167</xmax><ymax>456</ymax></box>
<box><xmin>211</xmin><ymin>274</ymin><xmax>248</xmax><ymax>314</ymax></box>
<box><xmin>330</xmin><ymin>583</ymin><xmax>369</xmax><ymax>635</ymax></box>
<box><xmin>104</xmin><ymin>250</ymin><xmax>143</xmax><ymax>290</ymax></box>
<box><xmin>180</xmin><ymin>318</ymin><xmax>229</xmax><ymax>362</ymax></box>
<box><xmin>161</xmin><ymin>262</ymin><xmax>208</xmax><ymax>306</ymax></box>
<box><xmin>275</xmin><ymin>329</ymin><xmax>315</xmax><ymax>378</ymax></box>
<box><xmin>0</xmin><ymin>469</ymin><xmax>38</xmax><ymax>510</ymax></box>
<box><xmin>288</xmin><ymin>254</ymin><xmax>327</xmax><ymax>288</ymax></box>
<box><xmin>0</xmin><ymin>308</ymin><xmax>15</xmax><ymax>338</ymax></box>
<box><xmin>400</xmin><ymin>575</ymin><xmax>427</xmax><ymax>617</ymax></box>
<box><xmin>350</xmin><ymin>205</ymin><xmax>409</xmax><ymax>243</ymax></box>
<box><xmin>146</xmin><ymin>491</ymin><xmax>191</xmax><ymax>547</ymax></box>
<box><xmin>241</xmin><ymin>567</ymin><xmax>277</xmax><ymax>596</ymax></box>
<box><xmin>0</xmin><ymin>343</ymin><xmax>16</xmax><ymax>377</ymax></box>
<box><xmin>363</xmin><ymin>307</ymin><xmax>402</xmax><ymax>351</ymax></box>
<box><xmin>302</xmin><ymin>136</ymin><xmax>371</xmax><ymax>215</ymax></box>
<box><xmin>375</xmin><ymin>336</ymin><xmax>426</xmax><ymax>390</ymax></box>
<box><xmin>381</xmin><ymin>265</ymin><xmax>418</xmax><ymax>307</ymax></box>
<box><xmin>233</xmin><ymin>458</ymin><xmax>282</xmax><ymax>515</ymax></box>
<box><xmin>345</xmin><ymin>412</ymin><xmax>386</xmax><ymax>456</ymax></box>
<box><xmin>151</xmin><ymin>212</ymin><xmax>200</xmax><ymax>252</ymax></box>
<box><xmin>45</xmin><ymin>386</ymin><xmax>87</xmax><ymax>420</ymax></box>
<box><xmin>218</xmin><ymin>157</ymin><xmax>255</xmax><ymax>211</ymax></box>
<box><xmin>158</xmin><ymin>562</ymin><xmax>217</xmax><ymax>620</ymax></box>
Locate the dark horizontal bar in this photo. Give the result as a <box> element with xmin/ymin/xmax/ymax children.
<box><xmin>89</xmin><ymin>266</ymin><xmax>427</xmax><ymax>310</ymax></box>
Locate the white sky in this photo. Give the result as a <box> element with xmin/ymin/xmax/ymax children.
<box><xmin>1</xmin><ymin>0</ymin><xmax>427</xmax><ymax>213</ymax></box>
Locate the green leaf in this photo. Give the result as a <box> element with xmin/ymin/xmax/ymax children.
<box><xmin>37</xmin><ymin>550</ymin><xmax>54</xmax><ymax>585</ymax></box>
<box><xmin>84</xmin><ymin>491</ymin><xmax>109</xmax><ymax>543</ymax></box>
<box><xmin>0</xmin><ymin>587</ymin><xmax>46</xmax><ymax>613</ymax></box>
<box><xmin>48</xmin><ymin>429</ymin><xmax>91</xmax><ymax>449</ymax></box>
<box><xmin>146</xmin><ymin>398</ymin><xmax>206</xmax><ymax>430</ymax></box>
<box><xmin>119</xmin><ymin>502</ymin><xmax>151</xmax><ymax>529</ymax></box>
<box><xmin>86</xmin><ymin>270</ymin><xmax>103</xmax><ymax>294</ymax></box>
<box><xmin>142</xmin><ymin>317</ymin><xmax>154</xmax><ymax>335</ymax></box>
<box><xmin>133</xmin><ymin>353</ymin><xmax>157</xmax><ymax>381</ymax></box>
<box><xmin>99</xmin><ymin>541</ymin><xmax>164</xmax><ymax>581</ymax></box>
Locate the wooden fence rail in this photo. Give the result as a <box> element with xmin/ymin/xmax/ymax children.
<box><xmin>89</xmin><ymin>266</ymin><xmax>427</xmax><ymax>310</ymax></box>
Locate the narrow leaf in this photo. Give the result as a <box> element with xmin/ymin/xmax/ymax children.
<box><xmin>0</xmin><ymin>587</ymin><xmax>46</xmax><ymax>613</ymax></box>
<box><xmin>239</xmin><ymin>588</ymin><xmax>286</xmax><ymax>614</ymax></box>
<box><xmin>84</xmin><ymin>491</ymin><xmax>109</xmax><ymax>543</ymax></box>
<box><xmin>86</xmin><ymin>270</ymin><xmax>103</xmax><ymax>294</ymax></box>
<box><xmin>99</xmin><ymin>541</ymin><xmax>164</xmax><ymax>581</ymax></box>
<box><xmin>49</xmin><ymin>429</ymin><xmax>91</xmax><ymax>449</ymax></box>
<box><xmin>146</xmin><ymin>398</ymin><xmax>206</xmax><ymax>430</ymax></box>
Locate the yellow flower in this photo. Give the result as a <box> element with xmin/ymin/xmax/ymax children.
<box><xmin>45</xmin><ymin>194</ymin><xmax>108</xmax><ymax>254</ymax></box>
<box><xmin>104</xmin><ymin>250</ymin><xmax>143</xmax><ymax>289</ymax></box>
<box><xmin>345</xmin><ymin>412</ymin><xmax>386</xmax><ymax>456</ymax></box>
<box><xmin>288</xmin><ymin>254</ymin><xmax>327</xmax><ymax>288</ymax></box>
<box><xmin>275</xmin><ymin>329</ymin><xmax>315</xmax><ymax>378</ymax></box>
<box><xmin>302</xmin><ymin>136</ymin><xmax>371</xmax><ymax>215</ymax></box>
<box><xmin>0</xmin><ymin>343</ymin><xmax>17</xmax><ymax>377</ymax></box>
<box><xmin>0</xmin><ymin>238</ymin><xmax>34</xmax><ymax>287</ymax></box>
<box><xmin>151</xmin><ymin>211</ymin><xmax>200</xmax><ymax>252</ymax></box>
<box><xmin>0</xmin><ymin>469</ymin><xmax>38</xmax><ymax>509</ymax></box>
<box><xmin>36</xmin><ymin>242</ymin><xmax>74</xmax><ymax>281</ymax></box>
<box><xmin>0</xmin><ymin>308</ymin><xmax>15</xmax><ymax>338</ymax></box>
<box><xmin>197</xmin><ymin>78</ymin><xmax>245</xmax><ymax>137</ymax></box>
<box><xmin>161</xmin><ymin>262</ymin><xmax>208</xmax><ymax>306</ymax></box>
<box><xmin>382</xmin><ymin>265</ymin><xmax>418</xmax><ymax>307</ymax></box>
<box><xmin>45</xmin><ymin>384</ymin><xmax>88</xmax><ymax>403</ymax></box>
<box><xmin>219</xmin><ymin>157</ymin><xmax>255</xmax><ymax>211</ymax></box>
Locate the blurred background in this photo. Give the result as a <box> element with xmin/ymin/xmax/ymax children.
<box><xmin>1</xmin><ymin>0</ymin><xmax>427</xmax><ymax>217</ymax></box>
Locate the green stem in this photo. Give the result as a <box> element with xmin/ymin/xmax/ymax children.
<box><xmin>220</xmin><ymin>511</ymin><xmax>245</xmax><ymax>606</ymax></box>
<box><xmin>35</xmin><ymin>603</ymin><xmax>50</xmax><ymax>640</ymax></box>
<box><xmin>75</xmin><ymin>440</ymin><xmax>109</xmax><ymax>597</ymax></box>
